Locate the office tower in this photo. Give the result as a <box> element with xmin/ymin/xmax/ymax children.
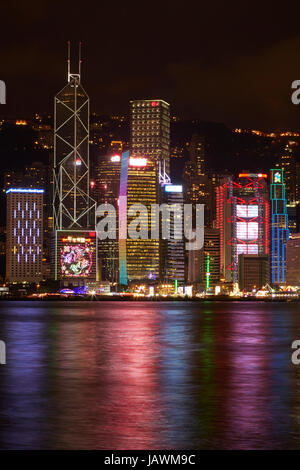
<box><xmin>295</xmin><ymin>161</ymin><xmax>300</xmax><ymax>202</ymax></box>
<box><xmin>238</xmin><ymin>254</ymin><xmax>269</xmax><ymax>291</ymax></box>
<box><xmin>6</xmin><ymin>188</ymin><xmax>43</xmax><ymax>282</ymax></box>
<box><xmin>188</xmin><ymin>228</ymin><xmax>220</xmax><ymax>291</ymax></box>
<box><xmin>52</xmin><ymin>44</ymin><xmax>97</xmax><ymax>283</ymax></box>
<box><xmin>53</xmin><ymin>43</ymin><xmax>95</xmax><ymax>231</ymax></box>
<box><xmin>276</xmin><ymin>142</ymin><xmax>296</xmax><ymax>204</ymax></box>
<box><xmin>95</xmin><ymin>153</ymin><xmax>121</xmax><ymax>205</ymax></box>
<box><xmin>189</xmin><ymin>134</ymin><xmax>205</xmax><ymax>176</ymax></box>
<box><xmin>183</xmin><ymin>134</ymin><xmax>213</xmax><ymax>226</ymax></box>
<box><xmin>119</xmin><ymin>153</ymin><xmax>159</xmax><ymax>285</ymax></box>
<box><xmin>286</xmin><ymin>203</ymin><xmax>300</xmax><ymax>234</ymax></box>
<box><xmin>161</xmin><ymin>184</ymin><xmax>185</xmax><ymax>285</ymax></box>
<box><xmin>96</xmin><ymin>151</ymin><xmax>121</xmax><ymax>282</ymax></box>
<box><xmin>286</xmin><ymin>233</ymin><xmax>300</xmax><ymax>286</ymax></box>
<box><xmin>130</xmin><ymin>99</ymin><xmax>170</xmax><ymax>173</ymax></box>
<box><xmin>276</xmin><ymin>142</ymin><xmax>299</xmax><ymax>234</ymax></box>
<box><xmin>216</xmin><ymin>173</ymin><xmax>269</xmax><ymax>285</ymax></box>
<box><xmin>4</xmin><ymin>162</ymin><xmax>52</xmax><ymax>278</ymax></box>
<box><xmin>270</xmin><ymin>169</ymin><xmax>289</xmax><ymax>284</ymax></box>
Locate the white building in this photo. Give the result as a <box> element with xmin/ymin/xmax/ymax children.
<box><xmin>6</xmin><ymin>189</ymin><xmax>43</xmax><ymax>282</ymax></box>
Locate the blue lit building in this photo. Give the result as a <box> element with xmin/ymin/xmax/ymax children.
<box><xmin>6</xmin><ymin>188</ymin><xmax>44</xmax><ymax>282</ymax></box>
<box><xmin>270</xmin><ymin>169</ymin><xmax>289</xmax><ymax>284</ymax></box>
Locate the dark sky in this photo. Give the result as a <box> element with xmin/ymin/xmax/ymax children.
<box><xmin>2</xmin><ymin>1</ymin><xmax>300</xmax><ymax>130</ymax></box>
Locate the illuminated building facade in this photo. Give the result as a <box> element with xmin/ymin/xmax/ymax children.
<box><xmin>270</xmin><ymin>169</ymin><xmax>289</xmax><ymax>284</ymax></box>
<box><xmin>216</xmin><ymin>173</ymin><xmax>269</xmax><ymax>284</ymax></box>
<box><xmin>286</xmin><ymin>233</ymin><xmax>300</xmax><ymax>286</ymax></box>
<box><xmin>183</xmin><ymin>133</ymin><xmax>214</xmax><ymax>226</ymax></box>
<box><xmin>130</xmin><ymin>99</ymin><xmax>170</xmax><ymax>173</ymax></box>
<box><xmin>161</xmin><ymin>184</ymin><xmax>185</xmax><ymax>284</ymax></box>
<box><xmin>52</xmin><ymin>44</ymin><xmax>96</xmax><ymax>282</ymax></box>
<box><xmin>96</xmin><ymin>152</ymin><xmax>121</xmax><ymax>282</ymax></box>
<box><xmin>3</xmin><ymin>162</ymin><xmax>52</xmax><ymax>278</ymax></box>
<box><xmin>6</xmin><ymin>189</ymin><xmax>43</xmax><ymax>282</ymax></box>
<box><xmin>276</xmin><ymin>142</ymin><xmax>299</xmax><ymax>234</ymax></box>
<box><xmin>53</xmin><ymin>230</ymin><xmax>97</xmax><ymax>284</ymax></box>
<box><xmin>53</xmin><ymin>43</ymin><xmax>95</xmax><ymax>231</ymax></box>
<box><xmin>119</xmin><ymin>153</ymin><xmax>159</xmax><ymax>285</ymax></box>
<box><xmin>276</xmin><ymin>142</ymin><xmax>296</xmax><ymax>204</ymax></box>
<box><xmin>189</xmin><ymin>133</ymin><xmax>205</xmax><ymax>176</ymax></box>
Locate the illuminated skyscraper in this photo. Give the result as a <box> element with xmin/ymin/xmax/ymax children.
<box><xmin>183</xmin><ymin>134</ymin><xmax>213</xmax><ymax>226</ymax></box>
<box><xmin>161</xmin><ymin>184</ymin><xmax>185</xmax><ymax>284</ymax></box>
<box><xmin>96</xmin><ymin>152</ymin><xmax>121</xmax><ymax>282</ymax></box>
<box><xmin>6</xmin><ymin>189</ymin><xmax>43</xmax><ymax>282</ymax></box>
<box><xmin>52</xmin><ymin>43</ymin><xmax>97</xmax><ymax>282</ymax></box>
<box><xmin>276</xmin><ymin>142</ymin><xmax>299</xmax><ymax>234</ymax></box>
<box><xmin>276</xmin><ymin>142</ymin><xmax>296</xmax><ymax>204</ymax></box>
<box><xmin>216</xmin><ymin>173</ymin><xmax>269</xmax><ymax>285</ymax></box>
<box><xmin>270</xmin><ymin>169</ymin><xmax>289</xmax><ymax>284</ymax></box>
<box><xmin>189</xmin><ymin>133</ymin><xmax>205</xmax><ymax>176</ymax></box>
<box><xmin>286</xmin><ymin>233</ymin><xmax>300</xmax><ymax>286</ymax></box>
<box><xmin>119</xmin><ymin>153</ymin><xmax>159</xmax><ymax>285</ymax></box>
<box><xmin>130</xmin><ymin>99</ymin><xmax>170</xmax><ymax>173</ymax></box>
<box><xmin>53</xmin><ymin>43</ymin><xmax>95</xmax><ymax>231</ymax></box>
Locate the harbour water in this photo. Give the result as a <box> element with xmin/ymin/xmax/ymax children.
<box><xmin>0</xmin><ymin>300</ymin><xmax>300</xmax><ymax>449</ymax></box>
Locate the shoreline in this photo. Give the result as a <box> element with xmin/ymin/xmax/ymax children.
<box><xmin>0</xmin><ymin>296</ymin><xmax>296</xmax><ymax>302</ymax></box>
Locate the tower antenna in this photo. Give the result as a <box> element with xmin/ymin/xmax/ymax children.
<box><xmin>67</xmin><ymin>40</ymin><xmax>71</xmax><ymax>82</ymax></box>
<box><xmin>79</xmin><ymin>41</ymin><xmax>82</xmax><ymax>81</ymax></box>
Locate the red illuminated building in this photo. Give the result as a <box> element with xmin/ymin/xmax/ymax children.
<box><xmin>216</xmin><ymin>173</ymin><xmax>270</xmax><ymax>286</ymax></box>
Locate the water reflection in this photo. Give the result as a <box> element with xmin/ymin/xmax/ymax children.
<box><xmin>0</xmin><ymin>300</ymin><xmax>300</xmax><ymax>449</ymax></box>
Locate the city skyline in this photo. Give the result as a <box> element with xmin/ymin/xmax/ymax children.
<box><xmin>2</xmin><ymin>2</ymin><xmax>300</xmax><ymax>454</ymax></box>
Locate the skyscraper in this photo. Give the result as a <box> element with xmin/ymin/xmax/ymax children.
<box><xmin>52</xmin><ymin>43</ymin><xmax>97</xmax><ymax>283</ymax></box>
<box><xmin>119</xmin><ymin>153</ymin><xmax>159</xmax><ymax>285</ymax></box>
<box><xmin>216</xmin><ymin>173</ymin><xmax>269</xmax><ymax>285</ymax></box>
<box><xmin>286</xmin><ymin>233</ymin><xmax>300</xmax><ymax>286</ymax></box>
<box><xmin>6</xmin><ymin>188</ymin><xmax>43</xmax><ymax>282</ymax></box>
<box><xmin>96</xmin><ymin>152</ymin><xmax>121</xmax><ymax>282</ymax></box>
<box><xmin>130</xmin><ymin>99</ymin><xmax>170</xmax><ymax>173</ymax></box>
<box><xmin>183</xmin><ymin>134</ymin><xmax>213</xmax><ymax>226</ymax></box>
<box><xmin>276</xmin><ymin>142</ymin><xmax>299</xmax><ymax>234</ymax></box>
<box><xmin>270</xmin><ymin>168</ymin><xmax>289</xmax><ymax>284</ymax></box>
<box><xmin>189</xmin><ymin>133</ymin><xmax>205</xmax><ymax>176</ymax></box>
<box><xmin>276</xmin><ymin>142</ymin><xmax>296</xmax><ymax>204</ymax></box>
<box><xmin>161</xmin><ymin>184</ymin><xmax>185</xmax><ymax>285</ymax></box>
<box><xmin>53</xmin><ymin>43</ymin><xmax>95</xmax><ymax>231</ymax></box>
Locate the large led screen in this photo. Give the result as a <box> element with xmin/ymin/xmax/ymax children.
<box><xmin>236</xmin><ymin>205</ymin><xmax>258</xmax><ymax>218</ymax></box>
<box><xmin>60</xmin><ymin>243</ymin><xmax>93</xmax><ymax>277</ymax></box>
<box><xmin>237</xmin><ymin>221</ymin><xmax>258</xmax><ymax>240</ymax></box>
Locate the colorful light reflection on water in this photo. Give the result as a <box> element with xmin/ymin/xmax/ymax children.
<box><xmin>0</xmin><ymin>301</ymin><xmax>300</xmax><ymax>449</ymax></box>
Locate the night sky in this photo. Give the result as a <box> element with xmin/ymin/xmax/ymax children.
<box><xmin>2</xmin><ymin>1</ymin><xmax>300</xmax><ymax>130</ymax></box>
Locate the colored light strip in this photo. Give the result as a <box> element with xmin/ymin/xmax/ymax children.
<box><xmin>239</xmin><ymin>173</ymin><xmax>267</xmax><ymax>178</ymax></box>
<box><xmin>6</xmin><ymin>188</ymin><xmax>44</xmax><ymax>194</ymax></box>
<box><xmin>119</xmin><ymin>151</ymin><xmax>129</xmax><ymax>286</ymax></box>
<box><xmin>205</xmin><ymin>254</ymin><xmax>210</xmax><ymax>291</ymax></box>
